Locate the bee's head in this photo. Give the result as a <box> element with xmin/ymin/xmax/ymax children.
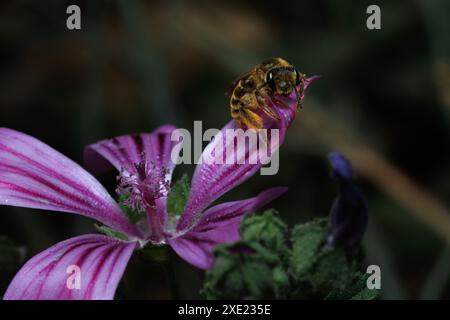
<box><xmin>266</xmin><ymin>67</ymin><xmax>302</xmax><ymax>96</ymax></box>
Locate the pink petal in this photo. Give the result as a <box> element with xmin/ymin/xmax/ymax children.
<box><xmin>177</xmin><ymin>119</ymin><xmax>285</xmax><ymax>231</ymax></box>
<box><xmin>169</xmin><ymin>222</ymin><xmax>238</xmax><ymax>270</ymax></box>
<box><xmin>3</xmin><ymin>234</ymin><xmax>136</xmax><ymax>300</ymax></box>
<box><xmin>84</xmin><ymin>125</ymin><xmax>177</xmax><ymax>178</ymax></box>
<box><xmin>270</xmin><ymin>76</ymin><xmax>319</xmax><ymax>138</ymax></box>
<box><xmin>0</xmin><ymin>128</ymin><xmax>141</xmax><ymax>237</ymax></box>
<box><xmin>304</xmin><ymin>75</ymin><xmax>320</xmax><ymax>90</ymax></box>
<box><xmin>169</xmin><ymin>187</ymin><xmax>287</xmax><ymax>269</ymax></box>
<box><xmin>194</xmin><ymin>187</ymin><xmax>287</xmax><ymax>232</ymax></box>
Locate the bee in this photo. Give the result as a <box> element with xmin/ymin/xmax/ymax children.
<box><xmin>227</xmin><ymin>57</ymin><xmax>306</xmax><ymax>130</ymax></box>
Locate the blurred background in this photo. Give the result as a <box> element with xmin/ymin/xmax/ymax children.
<box><xmin>0</xmin><ymin>0</ymin><xmax>449</xmax><ymax>299</ymax></box>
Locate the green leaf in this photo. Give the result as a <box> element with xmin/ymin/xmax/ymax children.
<box><xmin>202</xmin><ymin>246</ymin><xmax>246</xmax><ymax>299</ymax></box>
<box><xmin>240</xmin><ymin>210</ymin><xmax>288</xmax><ymax>253</ymax></box>
<box><xmin>242</xmin><ymin>260</ymin><xmax>273</xmax><ymax>298</ymax></box>
<box><xmin>272</xmin><ymin>265</ymin><xmax>290</xmax><ymax>299</ymax></box>
<box><xmin>246</xmin><ymin>242</ymin><xmax>279</xmax><ymax>263</ymax></box>
<box><xmin>290</xmin><ymin>219</ymin><xmax>327</xmax><ymax>280</ymax></box>
<box><xmin>167</xmin><ymin>174</ymin><xmax>190</xmax><ymax>216</ymax></box>
<box><xmin>94</xmin><ymin>224</ymin><xmax>128</xmax><ymax>241</ymax></box>
<box><xmin>202</xmin><ymin>211</ymin><xmax>294</xmax><ymax>299</ymax></box>
<box><xmin>310</xmin><ymin>248</ymin><xmax>353</xmax><ymax>294</ymax></box>
<box><xmin>202</xmin><ymin>210</ymin><xmax>372</xmax><ymax>299</ymax></box>
<box><xmin>325</xmin><ymin>273</ymin><xmax>380</xmax><ymax>300</ymax></box>
<box><xmin>210</xmin><ymin>246</ymin><xmax>239</xmax><ymax>283</ymax></box>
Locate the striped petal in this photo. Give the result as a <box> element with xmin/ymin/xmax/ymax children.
<box><xmin>177</xmin><ymin>120</ymin><xmax>285</xmax><ymax>231</ymax></box>
<box><xmin>3</xmin><ymin>234</ymin><xmax>136</xmax><ymax>300</ymax></box>
<box><xmin>0</xmin><ymin>128</ymin><xmax>141</xmax><ymax>237</ymax></box>
<box><xmin>193</xmin><ymin>187</ymin><xmax>287</xmax><ymax>232</ymax></box>
<box><xmin>170</xmin><ymin>187</ymin><xmax>286</xmax><ymax>269</ymax></box>
<box><xmin>271</xmin><ymin>76</ymin><xmax>319</xmax><ymax>139</ymax></box>
<box><xmin>84</xmin><ymin>125</ymin><xmax>177</xmax><ymax>178</ymax></box>
<box><xmin>169</xmin><ymin>222</ymin><xmax>239</xmax><ymax>270</ymax></box>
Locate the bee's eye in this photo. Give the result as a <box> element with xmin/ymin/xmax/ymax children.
<box><xmin>295</xmin><ymin>70</ymin><xmax>301</xmax><ymax>86</ymax></box>
<box><xmin>266</xmin><ymin>71</ymin><xmax>276</xmax><ymax>91</ymax></box>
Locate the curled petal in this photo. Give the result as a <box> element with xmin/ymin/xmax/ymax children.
<box><xmin>304</xmin><ymin>75</ymin><xmax>320</xmax><ymax>92</ymax></box>
<box><xmin>271</xmin><ymin>76</ymin><xmax>319</xmax><ymax>136</ymax></box>
<box><xmin>0</xmin><ymin>128</ymin><xmax>141</xmax><ymax>237</ymax></box>
<box><xmin>3</xmin><ymin>234</ymin><xmax>136</xmax><ymax>300</ymax></box>
<box><xmin>170</xmin><ymin>187</ymin><xmax>287</xmax><ymax>269</ymax></box>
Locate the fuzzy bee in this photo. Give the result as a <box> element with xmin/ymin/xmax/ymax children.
<box><xmin>227</xmin><ymin>57</ymin><xmax>306</xmax><ymax>130</ymax></box>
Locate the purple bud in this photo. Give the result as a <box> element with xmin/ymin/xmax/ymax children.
<box><xmin>326</xmin><ymin>152</ymin><xmax>368</xmax><ymax>252</ymax></box>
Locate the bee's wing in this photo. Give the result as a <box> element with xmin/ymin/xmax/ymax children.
<box><xmin>224</xmin><ymin>70</ymin><xmax>255</xmax><ymax>97</ymax></box>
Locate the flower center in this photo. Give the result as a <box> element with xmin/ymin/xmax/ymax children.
<box><xmin>116</xmin><ymin>154</ymin><xmax>170</xmax><ymax>243</ymax></box>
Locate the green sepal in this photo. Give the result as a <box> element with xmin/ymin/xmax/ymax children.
<box><xmin>167</xmin><ymin>174</ymin><xmax>190</xmax><ymax>217</ymax></box>
<box><xmin>94</xmin><ymin>224</ymin><xmax>129</xmax><ymax>241</ymax></box>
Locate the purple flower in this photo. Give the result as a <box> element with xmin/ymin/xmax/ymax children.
<box><xmin>0</xmin><ymin>125</ymin><xmax>285</xmax><ymax>299</ymax></box>
<box><xmin>326</xmin><ymin>152</ymin><xmax>368</xmax><ymax>251</ymax></box>
<box><xmin>1</xmin><ymin>77</ymin><xmax>317</xmax><ymax>300</ymax></box>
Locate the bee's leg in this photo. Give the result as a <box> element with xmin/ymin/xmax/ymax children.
<box><xmin>270</xmin><ymin>95</ymin><xmax>290</xmax><ymax>110</ymax></box>
<box><xmin>254</xmin><ymin>89</ymin><xmax>280</xmax><ymax>120</ymax></box>
<box><xmin>241</xmin><ymin>107</ymin><xmax>263</xmax><ymax>131</ymax></box>
<box><xmin>295</xmin><ymin>79</ymin><xmax>306</xmax><ymax>110</ymax></box>
<box><xmin>231</xmin><ymin>106</ymin><xmax>243</xmax><ymax>129</ymax></box>
<box><xmin>233</xmin><ymin>102</ymin><xmax>263</xmax><ymax>131</ymax></box>
<box><xmin>294</xmin><ymin>88</ymin><xmax>303</xmax><ymax>110</ymax></box>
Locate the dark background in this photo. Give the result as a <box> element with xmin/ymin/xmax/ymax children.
<box><xmin>0</xmin><ymin>0</ymin><xmax>449</xmax><ymax>299</ymax></box>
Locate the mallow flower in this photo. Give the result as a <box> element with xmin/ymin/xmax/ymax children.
<box><xmin>0</xmin><ymin>77</ymin><xmax>316</xmax><ymax>300</ymax></box>
<box><xmin>325</xmin><ymin>152</ymin><xmax>368</xmax><ymax>251</ymax></box>
<box><xmin>0</xmin><ymin>126</ymin><xmax>286</xmax><ymax>300</ymax></box>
